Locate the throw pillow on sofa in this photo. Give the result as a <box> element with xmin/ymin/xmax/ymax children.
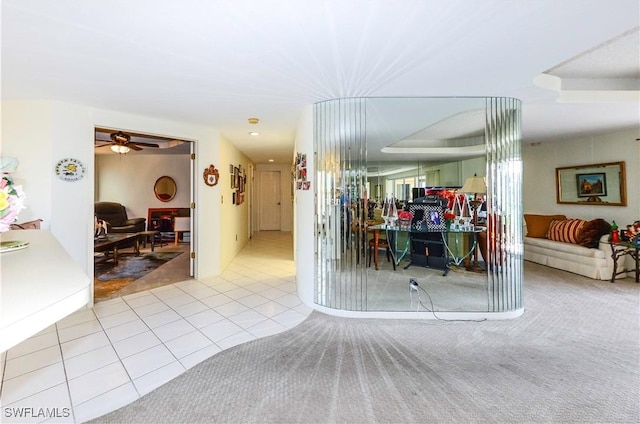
<box><xmin>524</xmin><ymin>214</ymin><xmax>567</xmax><ymax>238</ymax></box>
<box><xmin>547</xmin><ymin>219</ymin><xmax>586</xmax><ymax>244</ymax></box>
<box><xmin>576</xmin><ymin>218</ymin><xmax>611</xmax><ymax>248</ymax></box>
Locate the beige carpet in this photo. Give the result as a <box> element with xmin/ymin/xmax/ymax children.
<box><xmin>92</xmin><ymin>262</ymin><xmax>639</xmax><ymax>423</ymax></box>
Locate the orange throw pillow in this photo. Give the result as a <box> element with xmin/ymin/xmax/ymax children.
<box><xmin>524</xmin><ymin>214</ymin><xmax>567</xmax><ymax>238</ymax></box>
<box><xmin>547</xmin><ymin>219</ymin><xmax>586</xmax><ymax>244</ymax></box>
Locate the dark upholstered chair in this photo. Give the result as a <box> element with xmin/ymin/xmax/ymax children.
<box><xmin>95</xmin><ymin>202</ymin><xmax>146</xmax><ymax>234</ymax></box>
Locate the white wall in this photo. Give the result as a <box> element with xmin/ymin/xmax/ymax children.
<box><xmin>2</xmin><ymin>101</ymin><xmax>94</xmax><ymax>267</ymax></box>
<box><xmin>522</xmin><ymin>128</ymin><xmax>639</xmax><ymax>225</ymax></box>
<box><xmin>95</xmin><ymin>154</ymin><xmax>191</xmax><ymax>221</ymax></box>
<box><xmin>2</xmin><ymin>101</ymin><xmax>54</xmax><ymax>228</ymax></box>
<box><xmin>1</xmin><ymin>99</ymin><xmax>241</xmax><ymax>290</ymax></box>
<box><xmin>460</xmin><ymin>157</ymin><xmax>486</xmax><ymax>181</ymax></box>
<box><xmin>293</xmin><ymin>105</ymin><xmax>314</xmax><ymax>306</ymax></box>
<box><xmin>219</xmin><ymin>135</ymin><xmax>253</xmax><ymax>271</ymax></box>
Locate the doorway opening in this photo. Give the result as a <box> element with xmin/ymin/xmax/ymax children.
<box><xmin>93</xmin><ymin>127</ymin><xmax>195</xmax><ymax>302</ymax></box>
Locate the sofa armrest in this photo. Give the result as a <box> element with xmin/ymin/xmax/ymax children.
<box><xmin>124</xmin><ymin>217</ymin><xmax>146</xmax><ymax>227</ymax></box>
<box><xmin>597</xmin><ymin>234</ymin><xmax>615</xmax><ymax>261</ymax></box>
<box><xmin>126</xmin><ymin>217</ymin><xmax>146</xmax><ymax>233</ymax></box>
<box><xmin>107</xmin><ymin>224</ymin><xmax>139</xmax><ymax>233</ymax></box>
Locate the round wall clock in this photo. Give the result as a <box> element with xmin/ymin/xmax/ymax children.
<box><xmin>55</xmin><ymin>158</ymin><xmax>86</xmax><ymax>181</ymax></box>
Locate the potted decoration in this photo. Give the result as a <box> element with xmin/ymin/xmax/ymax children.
<box><xmin>0</xmin><ymin>157</ymin><xmax>26</xmax><ymax>233</ymax></box>
<box><xmin>398</xmin><ymin>210</ymin><xmax>413</xmax><ymax>230</ymax></box>
<box><xmin>444</xmin><ymin>210</ymin><xmax>456</xmax><ymax>230</ymax></box>
<box><xmin>624</xmin><ymin>220</ymin><xmax>640</xmax><ymax>246</ymax></box>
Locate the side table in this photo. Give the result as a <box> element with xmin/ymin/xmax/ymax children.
<box><xmin>138</xmin><ymin>230</ymin><xmax>159</xmax><ymax>252</ymax></box>
<box><xmin>610</xmin><ymin>241</ymin><xmax>639</xmax><ymax>283</ymax></box>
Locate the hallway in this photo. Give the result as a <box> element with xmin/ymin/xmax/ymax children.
<box><xmin>0</xmin><ymin>231</ymin><xmax>309</xmax><ymax>423</ymax></box>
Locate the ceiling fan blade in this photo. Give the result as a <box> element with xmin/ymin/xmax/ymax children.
<box><xmin>130</xmin><ymin>142</ymin><xmax>159</xmax><ymax>148</ymax></box>
<box><xmin>128</xmin><ymin>144</ymin><xmax>143</xmax><ymax>151</ymax></box>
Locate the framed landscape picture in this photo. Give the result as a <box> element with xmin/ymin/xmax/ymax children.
<box><xmin>576</xmin><ymin>172</ymin><xmax>607</xmax><ymax>197</ymax></box>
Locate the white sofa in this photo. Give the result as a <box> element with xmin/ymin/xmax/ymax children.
<box><xmin>523</xmin><ymin>233</ymin><xmax>623</xmax><ymax>280</ymax></box>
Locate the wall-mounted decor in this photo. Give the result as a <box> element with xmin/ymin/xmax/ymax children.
<box><xmin>203</xmin><ymin>164</ymin><xmax>220</xmax><ymax>187</ymax></box>
<box><xmin>55</xmin><ymin>158</ymin><xmax>86</xmax><ymax>181</ymax></box>
<box><xmin>232</xmin><ymin>166</ymin><xmax>239</xmax><ymax>189</ymax></box>
<box><xmin>294</xmin><ymin>152</ymin><xmax>309</xmax><ymax>190</ymax></box>
<box><xmin>229</xmin><ymin>164</ymin><xmax>246</xmax><ymax>204</ymax></box>
<box><xmin>238</xmin><ymin>171</ymin><xmax>245</xmax><ymax>193</ymax></box>
<box><xmin>154</xmin><ymin>176</ymin><xmax>177</xmax><ymax>202</ymax></box>
<box><xmin>556</xmin><ymin>161</ymin><xmax>626</xmax><ymax>206</ymax></box>
<box><xmin>576</xmin><ymin>172</ymin><xmax>606</xmax><ymax>197</ymax></box>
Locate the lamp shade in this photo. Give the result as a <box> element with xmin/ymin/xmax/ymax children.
<box><xmin>111</xmin><ymin>145</ymin><xmax>130</xmax><ymax>154</ymax></box>
<box><xmin>174</xmin><ymin>217</ymin><xmax>190</xmax><ymax>232</ymax></box>
<box><xmin>460</xmin><ymin>174</ymin><xmax>487</xmax><ymax>194</ymax></box>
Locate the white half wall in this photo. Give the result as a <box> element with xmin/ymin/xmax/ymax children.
<box><xmin>294</xmin><ymin>105</ymin><xmax>314</xmax><ymax>306</ymax></box>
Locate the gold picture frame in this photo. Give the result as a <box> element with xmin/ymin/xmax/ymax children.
<box><xmin>556</xmin><ymin>161</ymin><xmax>626</xmax><ymax>206</ymax></box>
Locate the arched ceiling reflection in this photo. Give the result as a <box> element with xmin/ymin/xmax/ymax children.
<box><xmin>364</xmin><ymin>97</ymin><xmax>487</xmax><ymax>164</ymax></box>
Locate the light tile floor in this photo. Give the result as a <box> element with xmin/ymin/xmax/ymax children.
<box><xmin>0</xmin><ymin>231</ymin><xmax>310</xmax><ymax>423</ymax></box>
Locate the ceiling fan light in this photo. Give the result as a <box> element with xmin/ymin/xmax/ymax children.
<box><xmin>111</xmin><ymin>145</ymin><xmax>131</xmax><ymax>154</ymax></box>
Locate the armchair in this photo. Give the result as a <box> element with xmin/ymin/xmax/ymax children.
<box><xmin>94</xmin><ymin>202</ymin><xmax>146</xmax><ymax>234</ymax></box>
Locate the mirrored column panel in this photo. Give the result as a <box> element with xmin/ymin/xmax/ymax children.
<box><xmin>314</xmin><ymin>97</ymin><xmax>523</xmax><ymax>315</ymax></box>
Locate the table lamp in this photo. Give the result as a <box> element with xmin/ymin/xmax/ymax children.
<box><xmin>460</xmin><ymin>174</ymin><xmax>487</xmax><ymax>271</ymax></box>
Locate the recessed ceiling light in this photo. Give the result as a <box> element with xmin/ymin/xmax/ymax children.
<box><xmin>268</xmin><ymin>159</ymin><xmax>274</xmax><ymax>162</ymax></box>
<box><xmin>249</xmin><ymin>131</ymin><xmax>260</xmax><ymax>136</ymax></box>
<box><xmin>248</xmin><ymin>117</ymin><xmax>259</xmax><ymax>125</ymax></box>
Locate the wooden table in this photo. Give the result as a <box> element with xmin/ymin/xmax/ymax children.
<box><xmin>138</xmin><ymin>230</ymin><xmax>159</xmax><ymax>251</ymax></box>
<box><xmin>94</xmin><ymin>233</ymin><xmax>140</xmax><ymax>265</ymax></box>
<box><xmin>368</xmin><ymin>224</ymin><xmax>482</xmax><ymax>273</ymax></box>
<box><xmin>610</xmin><ymin>241</ymin><xmax>640</xmax><ymax>283</ymax></box>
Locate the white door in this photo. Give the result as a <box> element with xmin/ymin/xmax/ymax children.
<box><xmin>259</xmin><ymin>170</ymin><xmax>281</xmax><ymax>230</ymax></box>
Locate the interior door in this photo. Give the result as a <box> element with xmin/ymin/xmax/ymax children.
<box><xmin>259</xmin><ymin>170</ymin><xmax>281</xmax><ymax>230</ymax></box>
<box><xmin>188</xmin><ymin>144</ymin><xmax>195</xmax><ymax>276</ymax></box>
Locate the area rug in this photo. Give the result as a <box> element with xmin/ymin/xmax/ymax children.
<box><xmin>94</xmin><ymin>251</ymin><xmax>182</xmax><ymax>298</ymax></box>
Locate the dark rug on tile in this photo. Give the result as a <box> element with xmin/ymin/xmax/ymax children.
<box><xmin>95</xmin><ymin>251</ymin><xmax>183</xmax><ymax>282</ymax></box>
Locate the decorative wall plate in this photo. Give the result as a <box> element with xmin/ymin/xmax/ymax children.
<box><xmin>203</xmin><ymin>164</ymin><xmax>220</xmax><ymax>187</ymax></box>
<box><xmin>55</xmin><ymin>158</ymin><xmax>86</xmax><ymax>181</ymax></box>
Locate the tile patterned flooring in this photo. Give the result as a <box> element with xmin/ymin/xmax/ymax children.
<box><xmin>0</xmin><ymin>231</ymin><xmax>310</xmax><ymax>423</ymax></box>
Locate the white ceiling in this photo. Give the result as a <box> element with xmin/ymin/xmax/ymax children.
<box><xmin>2</xmin><ymin>0</ymin><xmax>639</xmax><ymax>164</ymax></box>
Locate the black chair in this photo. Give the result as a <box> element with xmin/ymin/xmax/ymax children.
<box><xmin>95</xmin><ymin>202</ymin><xmax>146</xmax><ymax>234</ymax></box>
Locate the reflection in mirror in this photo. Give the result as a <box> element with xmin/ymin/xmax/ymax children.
<box><xmin>556</xmin><ymin>161</ymin><xmax>626</xmax><ymax>206</ymax></box>
<box><xmin>154</xmin><ymin>176</ymin><xmax>177</xmax><ymax>202</ymax></box>
<box><xmin>314</xmin><ymin>97</ymin><xmax>523</xmax><ymax>315</ymax></box>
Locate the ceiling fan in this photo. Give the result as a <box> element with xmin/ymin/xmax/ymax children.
<box><xmin>95</xmin><ymin>131</ymin><xmax>160</xmax><ymax>153</ymax></box>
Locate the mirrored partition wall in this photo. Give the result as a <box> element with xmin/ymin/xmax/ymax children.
<box><xmin>314</xmin><ymin>97</ymin><xmax>523</xmax><ymax>314</ymax></box>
